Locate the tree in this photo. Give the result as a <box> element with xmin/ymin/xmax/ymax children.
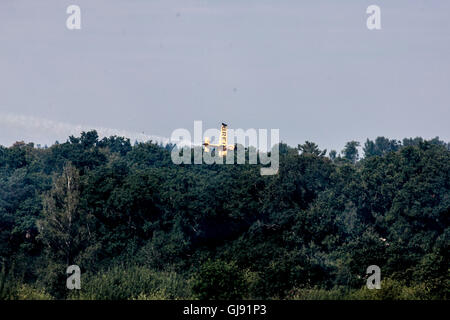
<box><xmin>329</xmin><ymin>150</ymin><xmax>337</xmax><ymax>161</ymax></box>
<box><xmin>80</xmin><ymin>131</ymin><xmax>99</xmax><ymax>149</ymax></box>
<box><xmin>363</xmin><ymin>137</ymin><xmax>400</xmax><ymax>158</ymax></box>
<box><xmin>0</xmin><ymin>131</ymin><xmax>448</xmax><ymax>300</ymax></box>
<box><xmin>37</xmin><ymin>163</ymin><xmax>96</xmax><ymax>266</ymax></box>
<box><xmin>192</xmin><ymin>260</ymin><xmax>247</xmax><ymax>300</ymax></box>
<box><xmin>97</xmin><ymin>136</ymin><xmax>132</xmax><ymax>156</ymax></box>
<box><xmin>342</xmin><ymin>141</ymin><xmax>360</xmax><ymax>164</ymax></box>
<box><xmin>299</xmin><ymin>141</ymin><xmax>326</xmax><ymax>157</ymax></box>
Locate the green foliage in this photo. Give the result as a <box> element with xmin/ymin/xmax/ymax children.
<box><xmin>13</xmin><ymin>284</ymin><xmax>53</xmax><ymax>300</ymax></box>
<box><xmin>192</xmin><ymin>260</ymin><xmax>247</xmax><ymax>300</ymax></box>
<box><xmin>349</xmin><ymin>278</ymin><xmax>431</xmax><ymax>300</ymax></box>
<box><xmin>364</xmin><ymin>137</ymin><xmax>401</xmax><ymax>158</ymax></box>
<box><xmin>299</xmin><ymin>141</ymin><xmax>326</xmax><ymax>157</ymax></box>
<box><xmin>0</xmin><ymin>131</ymin><xmax>448</xmax><ymax>300</ymax></box>
<box><xmin>289</xmin><ymin>279</ymin><xmax>432</xmax><ymax>300</ymax></box>
<box><xmin>0</xmin><ymin>263</ymin><xmax>16</xmax><ymax>299</ymax></box>
<box><xmin>0</xmin><ymin>263</ymin><xmax>53</xmax><ymax>300</ymax></box>
<box><xmin>37</xmin><ymin>163</ymin><xmax>98</xmax><ymax>268</ymax></box>
<box><xmin>69</xmin><ymin>265</ymin><xmax>189</xmax><ymax>300</ymax></box>
<box><xmin>342</xmin><ymin>141</ymin><xmax>360</xmax><ymax>164</ymax></box>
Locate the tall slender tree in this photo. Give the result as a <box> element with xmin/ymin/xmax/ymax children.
<box><xmin>37</xmin><ymin>162</ymin><xmax>94</xmax><ymax>266</ymax></box>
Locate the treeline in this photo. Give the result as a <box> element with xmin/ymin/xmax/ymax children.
<box><xmin>0</xmin><ymin>132</ymin><xmax>448</xmax><ymax>300</ymax></box>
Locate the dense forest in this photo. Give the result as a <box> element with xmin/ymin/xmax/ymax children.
<box><xmin>0</xmin><ymin>131</ymin><xmax>448</xmax><ymax>300</ymax></box>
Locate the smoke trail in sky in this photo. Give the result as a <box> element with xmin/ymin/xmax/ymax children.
<box><xmin>0</xmin><ymin>112</ymin><xmax>169</xmax><ymax>146</ymax></box>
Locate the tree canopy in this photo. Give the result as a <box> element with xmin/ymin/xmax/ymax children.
<box><xmin>0</xmin><ymin>132</ymin><xmax>448</xmax><ymax>300</ymax></box>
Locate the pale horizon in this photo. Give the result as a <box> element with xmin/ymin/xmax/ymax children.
<box><xmin>1</xmin><ymin>0</ymin><xmax>449</xmax><ymax>152</ymax></box>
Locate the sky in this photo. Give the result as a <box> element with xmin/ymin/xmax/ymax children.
<box><xmin>0</xmin><ymin>0</ymin><xmax>449</xmax><ymax>152</ymax></box>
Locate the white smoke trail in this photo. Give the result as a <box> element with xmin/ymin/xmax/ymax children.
<box><xmin>0</xmin><ymin>112</ymin><xmax>170</xmax><ymax>146</ymax></box>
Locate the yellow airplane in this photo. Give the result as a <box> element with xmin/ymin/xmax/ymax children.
<box><xmin>203</xmin><ymin>123</ymin><xmax>235</xmax><ymax>156</ymax></box>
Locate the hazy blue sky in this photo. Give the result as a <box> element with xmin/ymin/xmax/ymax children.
<box><xmin>1</xmin><ymin>0</ymin><xmax>449</xmax><ymax>152</ymax></box>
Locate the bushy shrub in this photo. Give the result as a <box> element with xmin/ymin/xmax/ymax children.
<box><xmin>349</xmin><ymin>278</ymin><xmax>431</xmax><ymax>300</ymax></box>
<box><xmin>68</xmin><ymin>265</ymin><xmax>190</xmax><ymax>300</ymax></box>
<box><xmin>288</xmin><ymin>287</ymin><xmax>348</xmax><ymax>300</ymax></box>
<box><xmin>287</xmin><ymin>279</ymin><xmax>433</xmax><ymax>300</ymax></box>
<box><xmin>191</xmin><ymin>260</ymin><xmax>247</xmax><ymax>300</ymax></box>
<box><xmin>14</xmin><ymin>284</ymin><xmax>53</xmax><ymax>300</ymax></box>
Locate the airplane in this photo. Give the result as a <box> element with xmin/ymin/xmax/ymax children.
<box><xmin>203</xmin><ymin>123</ymin><xmax>235</xmax><ymax>156</ymax></box>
